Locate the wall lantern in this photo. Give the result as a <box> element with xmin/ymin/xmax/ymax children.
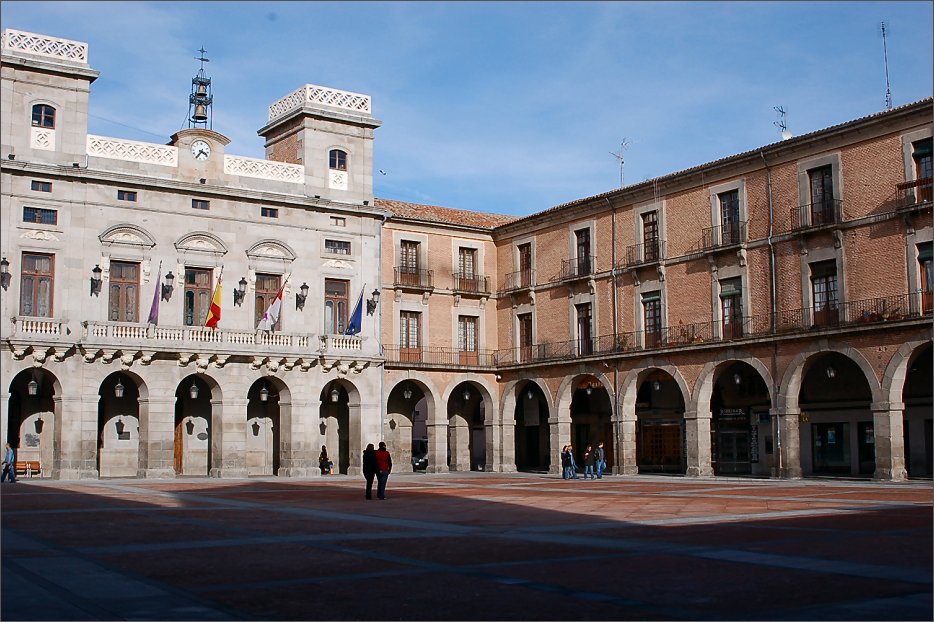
<box><xmin>115</xmin><ymin>418</ymin><xmax>125</xmax><ymax>436</ymax></box>
<box><xmin>330</xmin><ymin>387</ymin><xmax>340</xmax><ymax>403</ymax></box>
<box><xmin>295</xmin><ymin>282</ymin><xmax>309</xmax><ymax>311</ymax></box>
<box><xmin>233</xmin><ymin>277</ymin><xmax>247</xmax><ymax>306</ymax></box>
<box><xmin>653</xmin><ymin>380</ymin><xmax>661</xmax><ymax>392</ymax></box>
<box><xmin>463</xmin><ymin>388</ymin><xmax>471</xmax><ymax>402</ymax></box>
<box><xmin>161</xmin><ymin>271</ymin><xmax>175</xmax><ymax>301</ymax></box>
<box><xmin>733</xmin><ymin>372</ymin><xmax>742</xmax><ymax>386</ymax></box>
<box><xmin>826</xmin><ymin>365</ymin><xmax>836</xmax><ymax>379</ymax></box>
<box><xmin>366</xmin><ymin>288</ymin><xmax>381</xmax><ymax>315</ymax></box>
<box><xmin>259</xmin><ymin>385</ymin><xmax>269</xmax><ymax>402</ymax></box>
<box><xmin>0</xmin><ymin>257</ymin><xmax>10</xmax><ymax>290</ymax></box>
<box><xmin>34</xmin><ymin>415</ymin><xmax>44</xmax><ymax>434</ymax></box>
<box><xmin>189</xmin><ymin>381</ymin><xmax>199</xmax><ymax>400</ymax></box>
<box><xmin>527</xmin><ymin>389</ymin><xmax>534</xmax><ymax>401</ymax></box>
<box><xmin>403</xmin><ymin>385</ymin><xmax>413</xmax><ymax>400</ymax></box>
<box><xmin>90</xmin><ymin>264</ymin><xmax>103</xmax><ymax>296</ymax></box>
<box><xmin>27</xmin><ymin>378</ymin><xmax>39</xmax><ymax>396</ymax></box>
<box><xmin>114</xmin><ymin>379</ymin><xmax>125</xmax><ymax>398</ymax></box>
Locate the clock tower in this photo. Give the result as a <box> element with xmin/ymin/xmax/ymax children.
<box><xmin>170</xmin><ymin>49</ymin><xmax>229</xmax><ymax>181</ymax></box>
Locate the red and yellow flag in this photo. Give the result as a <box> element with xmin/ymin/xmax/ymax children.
<box><xmin>204</xmin><ymin>275</ymin><xmax>222</xmax><ymax>329</ymax></box>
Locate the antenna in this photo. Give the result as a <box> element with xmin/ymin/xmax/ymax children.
<box><xmin>773</xmin><ymin>106</ymin><xmax>792</xmax><ymax>140</ymax></box>
<box><xmin>609</xmin><ymin>138</ymin><xmax>631</xmax><ymax>188</ymax></box>
<box><xmin>880</xmin><ymin>21</ymin><xmax>893</xmax><ymax>110</ymax></box>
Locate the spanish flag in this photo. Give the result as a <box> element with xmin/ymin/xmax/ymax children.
<box><xmin>204</xmin><ymin>273</ymin><xmax>222</xmax><ymax>329</ymax></box>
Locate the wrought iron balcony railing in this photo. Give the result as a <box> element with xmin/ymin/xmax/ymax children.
<box><xmin>625</xmin><ymin>240</ymin><xmax>665</xmax><ymax>267</ymax></box>
<box><xmin>791</xmin><ymin>199</ymin><xmax>842</xmax><ymax>231</ymax></box>
<box><xmin>501</xmin><ymin>268</ymin><xmax>535</xmax><ymax>292</ymax></box>
<box><xmin>559</xmin><ymin>256</ymin><xmax>595</xmax><ymax>281</ymax></box>
<box><xmin>701</xmin><ymin>221</ymin><xmax>747</xmax><ymax>250</ymax></box>
<box><xmin>393</xmin><ymin>267</ymin><xmax>434</xmax><ymax>290</ymax></box>
<box><xmin>451</xmin><ymin>272</ymin><xmax>491</xmax><ymax>295</ymax></box>
<box><xmin>896</xmin><ymin>177</ymin><xmax>932</xmax><ymax>210</ymax></box>
<box><xmin>383</xmin><ymin>345</ymin><xmax>497</xmax><ymax>368</ymax></box>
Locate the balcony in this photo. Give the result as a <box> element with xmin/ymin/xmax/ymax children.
<box><xmin>393</xmin><ymin>267</ymin><xmax>434</xmax><ymax>291</ymax></box>
<box><xmin>383</xmin><ymin>345</ymin><xmax>497</xmax><ymax>369</ymax></box>
<box><xmin>559</xmin><ymin>256</ymin><xmax>595</xmax><ymax>282</ymax></box>
<box><xmin>625</xmin><ymin>240</ymin><xmax>665</xmax><ymax>267</ymax></box>
<box><xmin>451</xmin><ymin>272</ymin><xmax>491</xmax><ymax>296</ymax></box>
<box><xmin>791</xmin><ymin>199</ymin><xmax>842</xmax><ymax>231</ymax></box>
<box><xmin>501</xmin><ymin>269</ymin><xmax>535</xmax><ymax>293</ymax></box>
<box><xmin>896</xmin><ymin>177</ymin><xmax>932</xmax><ymax>212</ymax></box>
<box><xmin>701</xmin><ymin>221</ymin><xmax>747</xmax><ymax>251</ymax></box>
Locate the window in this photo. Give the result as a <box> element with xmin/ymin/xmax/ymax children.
<box><xmin>400</xmin><ymin>311</ymin><xmax>422</xmax><ymax>362</ymax></box>
<box><xmin>719</xmin><ymin>190</ymin><xmax>740</xmax><ymax>244</ymax></box>
<box><xmin>184</xmin><ymin>268</ymin><xmax>213</xmax><ymax>327</ymax></box>
<box><xmin>261</xmin><ymin>207</ymin><xmax>279</xmax><ymax>218</ymax></box>
<box><xmin>108</xmin><ymin>261</ymin><xmax>140</xmax><ymax>323</ymax></box>
<box><xmin>457</xmin><ymin>247</ymin><xmax>478</xmax><ymax>291</ymax></box>
<box><xmin>192</xmin><ymin>199</ymin><xmax>210</xmax><ymax>210</ymax></box>
<box><xmin>642</xmin><ymin>211</ymin><xmax>659</xmax><ymax>261</ymax></box>
<box><xmin>575</xmin><ymin>228</ymin><xmax>591</xmax><ymax>276</ymax></box>
<box><xmin>20</xmin><ymin>252</ymin><xmax>54</xmax><ymax>317</ymax></box>
<box><xmin>576</xmin><ymin>302</ymin><xmax>593</xmax><ymax>355</ymax></box>
<box><xmin>399</xmin><ymin>240</ymin><xmax>420</xmax><ymax>286</ymax></box>
<box><xmin>31</xmin><ymin>104</ymin><xmax>55</xmax><ymax>129</ymax></box>
<box><xmin>919</xmin><ymin>243</ymin><xmax>932</xmax><ymax>313</ymax></box>
<box><xmin>31</xmin><ymin>180</ymin><xmax>51</xmax><ymax>192</ymax></box>
<box><xmin>329</xmin><ymin>149</ymin><xmax>347</xmax><ymax>171</ymax></box>
<box><xmin>325</xmin><ymin>239</ymin><xmax>351</xmax><ymax>255</ymax></box>
<box><xmin>324</xmin><ymin>279</ymin><xmax>349</xmax><ymax>334</ymax></box>
<box><xmin>720</xmin><ymin>277</ymin><xmax>743</xmax><ymax>339</ymax></box>
<box><xmin>810</xmin><ymin>260</ymin><xmax>839</xmax><ymax>327</ymax></box>
<box><xmin>117</xmin><ymin>190</ymin><xmax>137</xmax><ymax>202</ymax></box>
<box><xmin>642</xmin><ymin>292</ymin><xmax>662</xmax><ymax>347</ymax></box>
<box><xmin>518</xmin><ymin>312</ymin><xmax>533</xmax><ymax>362</ymax></box>
<box><xmin>518</xmin><ymin>243</ymin><xmax>532</xmax><ymax>287</ymax></box>
<box><xmin>808</xmin><ymin>165</ymin><xmax>835</xmax><ymax>225</ymax></box>
<box><xmin>458</xmin><ymin>315</ymin><xmax>479</xmax><ymax>364</ymax></box>
<box><xmin>23</xmin><ymin>206</ymin><xmax>57</xmax><ymax>225</ymax></box>
<box><xmin>254</xmin><ymin>273</ymin><xmax>282</xmax><ymax>330</ymax></box>
<box><xmin>913</xmin><ymin>139</ymin><xmax>932</xmax><ymax>203</ymax></box>
<box><xmin>330</xmin><ymin>216</ymin><xmax>346</xmax><ymax>227</ymax></box>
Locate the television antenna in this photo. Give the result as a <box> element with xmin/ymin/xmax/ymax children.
<box><xmin>773</xmin><ymin>106</ymin><xmax>792</xmax><ymax>140</ymax></box>
<box><xmin>880</xmin><ymin>21</ymin><xmax>893</xmax><ymax>110</ymax></box>
<box><xmin>610</xmin><ymin>138</ymin><xmax>632</xmax><ymax>188</ymax></box>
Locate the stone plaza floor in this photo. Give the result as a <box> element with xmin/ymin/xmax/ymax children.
<box><xmin>1</xmin><ymin>472</ymin><xmax>931</xmax><ymax>621</ymax></box>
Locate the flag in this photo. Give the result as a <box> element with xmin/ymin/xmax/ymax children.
<box><xmin>147</xmin><ymin>261</ymin><xmax>162</xmax><ymax>325</ymax></box>
<box><xmin>344</xmin><ymin>286</ymin><xmax>365</xmax><ymax>335</ymax></box>
<box><xmin>204</xmin><ymin>273</ymin><xmax>222</xmax><ymax>330</ymax></box>
<box><xmin>257</xmin><ymin>278</ymin><xmax>287</xmax><ymax>332</ymax></box>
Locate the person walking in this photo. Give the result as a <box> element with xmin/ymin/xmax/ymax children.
<box><xmin>595</xmin><ymin>440</ymin><xmax>607</xmax><ymax>479</ymax></box>
<box><xmin>318</xmin><ymin>445</ymin><xmax>333</xmax><ymax>475</ymax></box>
<box><xmin>561</xmin><ymin>445</ymin><xmax>571</xmax><ymax>480</ymax></box>
<box><xmin>374</xmin><ymin>441</ymin><xmax>392</xmax><ymax>500</ymax></box>
<box><xmin>583</xmin><ymin>445</ymin><xmax>596</xmax><ymax>480</ymax></box>
<box><xmin>568</xmin><ymin>444</ymin><xmax>579</xmax><ymax>479</ymax></box>
<box><xmin>362</xmin><ymin>443</ymin><xmax>377</xmax><ymax>500</ymax></box>
<box><xmin>1</xmin><ymin>442</ymin><xmax>17</xmax><ymax>483</ymax></box>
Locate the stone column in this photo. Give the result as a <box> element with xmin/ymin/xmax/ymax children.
<box><xmin>684</xmin><ymin>410</ymin><xmax>714</xmax><ymax>477</ymax></box>
<box><xmin>210</xmin><ymin>397</ymin><xmax>248</xmax><ymax>478</ymax></box>
<box><xmin>549</xmin><ymin>416</ymin><xmax>570</xmax><ymax>475</ymax></box>
<box><xmin>449</xmin><ymin>420</ymin><xmax>470</xmax><ymax>471</ymax></box>
<box><xmin>426</xmin><ymin>420</ymin><xmax>448</xmax><ymax>473</ymax></box>
<box><xmin>617</xmin><ymin>417</ymin><xmax>638</xmax><ymax>475</ymax></box>
<box><xmin>54</xmin><ymin>395</ymin><xmax>98</xmax><ymax>480</ymax></box>
<box><xmin>496</xmin><ymin>418</ymin><xmax>518</xmax><ymax>472</ymax></box>
<box><xmin>872</xmin><ymin>401</ymin><xmax>908</xmax><ymax>481</ymax></box>
<box><xmin>138</xmin><ymin>395</ymin><xmax>176</xmax><ymax>478</ymax></box>
<box><xmin>278</xmin><ymin>398</ymin><xmax>313</xmax><ymax>478</ymax></box>
<box><xmin>775</xmin><ymin>407</ymin><xmax>802</xmax><ymax>479</ymax></box>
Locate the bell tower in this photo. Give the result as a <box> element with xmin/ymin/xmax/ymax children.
<box><xmin>188</xmin><ymin>47</ymin><xmax>213</xmax><ymax>130</ymax></box>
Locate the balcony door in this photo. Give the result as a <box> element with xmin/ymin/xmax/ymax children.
<box><xmin>642</xmin><ymin>211</ymin><xmax>659</xmax><ymax>261</ymax></box>
<box><xmin>576</xmin><ymin>303</ymin><xmax>592</xmax><ymax>355</ymax></box>
<box><xmin>184</xmin><ymin>268</ymin><xmax>213</xmax><ymax>327</ymax></box>
<box><xmin>809</xmin><ymin>165</ymin><xmax>834</xmax><ymax>225</ymax></box>
<box><xmin>400</xmin><ymin>311</ymin><xmax>421</xmax><ymax>362</ymax></box>
<box><xmin>324</xmin><ymin>279</ymin><xmax>349</xmax><ymax>334</ymax></box>
<box><xmin>920</xmin><ymin>243</ymin><xmax>933</xmax><ymax>313</ymax></box>
<box><xmin>810</xmin><ymin>260</ymin><xmax>839</xmax><ymax>327</ymax></box>
<box><xmin>913</xmin><ymin>139</ymin><xmax>932</xmax><ymax>203</ymax></box>
<box><xmin>20</xmin><ymin>252</ymin><xmax>54</xmax><ymax>317</ymax></box>
<box><xmin>254</xmin><ymin>273</ymin><xmax>282</xmax><ymax>330</ymax></box>
<box><xmin>458</xmin><ymin>247</ymin><xmax>477</xmax><ymax>291</ymax></box>
<box><xmin>719</xmin><ymin>190</ymin><xmax>740</xmax><ymax>244</ymax></box>
<box><xmin>643</xmin><ymin>293</ymin><xmax>662</xmax><ymax>347</ymax></box>
<box><xmin>518</xmin><ymin>313</ymin><xmax>533</xmax><ymax>362</ymax></box>
<box><xmin>109</xmin><ymin>261</ymin><xmax>139</xmax><ymax>323</ymax></box>
<box><xmin>400</xmin><ymin>241</ymin><xmax>420</xmax><ymax>286</ymax></box>
<box><xmin>518</xmin><ymin>243</ymin><xmax>532</xmax><ymax>287</ymax></box>
<box><xmin>575</xmin><ymin>228</ymin><xmax>591</xmax><ymax>276</ymax></box>
<box><xmin>458</xmin><ymin>315</ymin><xmax>478</xmax><ymax>365</ymax></box>
<box><xmin>720</xmin><ymin>278</ymin><xmax>743</xmax><ymax>339</ymax></box>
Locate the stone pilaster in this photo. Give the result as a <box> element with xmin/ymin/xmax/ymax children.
<box><xmin>775</xmin><ymin>407</ymin><xmax>802</xmax><ymax>479</ymax></box>
<box><xmin>53</xmin><ymin>395</ymin><xmax>99</xmax><ymax>479</ymax></box>
<box><xmin>872</xmin><ymin>401</ymin><xmax>908</xmax><ymax>481</ymax></box>
<box><xmin>684</xmin><ymin>410</ymin><xmax>714</xmax><ymax>477</ymax></box>
<box><xmin>210</xmin><ymin>397</ymin><xmax>248</xmax><ymax>478</ymax></box>
<box><xmin>138</xmin><ymin>395</ymin><xmax>177</xmax><ymax>478</ymax></box>
<box><xmin>426</xmin><ymin>420</ymin><xmax>448</xmax><ymax>473</ymax></box>
<box><xmin>617</xmin><ymin>417</ymin><xmax>638</xmax><ymax>475</ymax></box>
<box><xmin>278</xmin><ymin>398</ymin><xmax>313</xmax><ymax>478</ymax></box>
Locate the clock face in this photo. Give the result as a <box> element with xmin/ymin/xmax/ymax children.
<box><xmin>191</xmin><ymin>140</ymin><xmax>211</xmax><ymax>161</ymax></box>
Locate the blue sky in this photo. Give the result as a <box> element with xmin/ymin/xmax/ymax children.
<box><xmin>3</xmin><ymin>1</ymin><xmax>932</xmax><ymax>217</ymax></box>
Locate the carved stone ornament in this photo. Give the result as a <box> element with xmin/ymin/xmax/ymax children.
<box><xmin>99</xmin><ymin>224</ymin><xmax>156</xmax><ymax>249</ymax></box>
<box><xmin>246</xmin><ymin>239</ymin><xmax>297</xmax><ymax>262</ymax></box>
<box><xmin>323</xmin><ymin>259</ymin><xmax>352</xmax><ymax>270</ymax></box>
<box><xmin>21</xmin><ymin>230</ymin><xmax>60</xmax><ymax>241</ymax></box>
<box><xmin>175</xmin><ymin>232</ymin><xmax>228</xmax><ymax>256</ymax></box>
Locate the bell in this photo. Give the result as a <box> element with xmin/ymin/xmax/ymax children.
<box><xmin>193</xmin><ymin>104</ymin><xmax>207</xmax><ymax>122</ymax></box>
<box><xmin>196</xmin><ymin>83</ymin><xmax>207</xmax><ymax>96</ymax></box>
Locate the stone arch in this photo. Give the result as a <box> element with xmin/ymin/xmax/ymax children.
<box><xmin>246</xmin><ymin>239</ymin><xmax>298</xmax><ymax>262</ymax></box>
<box><xmin>692</xmin><ymin>354</ymin><xmax>774</xmax><ymax>420</ymax></box>
<box><xmin>98</xmin><ymin>370</ymin><xmax>146</xmax><ymax>478</ymax></box>
<box><xmin>175</xmin><ymin>373</ymin><xmax>221</xmax><ymax>477</ymax></box>
<box><xmin>882</xmin><ymin>339</ymin><xmax>931</xmax><ymax>405</ymax></box>
<box><xmin>502</xmin><ymin>377</ymin><xmax>556</xmax><ymax>473</ymax></box>
<box><xmin>319</xmin><ymin>376</ymin><xmax>361</xmax><ymax>475</ymax></box>
<box><xmin>99</xmin><ymin>223</ymin><xmax>157</xmax><ymax>249</ymax></box>
<box><xmin>5</xmin><ymin>365</ymin><xmax>63</xmax><ymax>478</ymax></box>
<box><xmin>443</xmin><ymin>375</ymin><xmax>496</xmax><ymax>472</ymax></box>
<box><xmin>175</xmin><ymin>231</ymin><xmax>229</xmax><ymax>256</ymax></box>
<box><xmin>778</xmin><ymin>345</ymin><xmax>883</xmax><ymax>412</ymax></box>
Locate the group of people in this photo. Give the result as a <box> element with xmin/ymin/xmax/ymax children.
<box><xmin>320</xmin><ymin>443</ymin><xmax>394</xmax><ymax>500</ymax></box>
<box><xmin>561</xmin><ymin>441</ymin><xmax>606</xmax><ymax>480</ymax></box>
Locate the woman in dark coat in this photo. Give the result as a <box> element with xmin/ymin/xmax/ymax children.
<box><xmin>362</xmin><ymin>443</ymin><xmax>377</xmax><ymax>499</ymax></box>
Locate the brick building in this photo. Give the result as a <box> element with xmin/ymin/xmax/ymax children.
<box><xmin>2</xmin><ymin>29</ymin><xmax>931</xmax><ymax>481</ymax></box>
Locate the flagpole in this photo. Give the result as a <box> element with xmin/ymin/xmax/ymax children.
<box><xmin>204</xmin><ymin>266</ymin><xmax>223</xmax><ymax>328</ymax></box>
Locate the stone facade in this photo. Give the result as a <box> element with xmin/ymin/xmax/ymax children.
<box><xmin>2</xmin><ymin>28</ymin><xmax>931</xmax><ymax>482</ymax></box>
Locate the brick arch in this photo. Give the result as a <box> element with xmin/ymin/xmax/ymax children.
<box><xmin>778</xmin><ymin>346</ymin><xmax>882</xmax><ymax>411</ymax></box>
<box><xmin>883</xmin><ymin>340</ymin><xmax>932</xmax><ymax>405</ymax></box>
<box><xmin>691</xmin><ymin>355</ymin><xmax>774</xmax><ymax>421</ymax></box>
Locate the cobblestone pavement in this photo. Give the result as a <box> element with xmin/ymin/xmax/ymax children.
<box><xmin>1</xmin><ymin>473</ymin><xmax>931</xmax><ymax>621</ymax></box>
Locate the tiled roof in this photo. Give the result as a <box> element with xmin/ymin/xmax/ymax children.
<box><xmin>376</xmin><ymin>198</ymin><xmax>517</xmax><ymax>229</ymax></box>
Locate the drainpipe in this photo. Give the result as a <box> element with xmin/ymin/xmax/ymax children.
<box><xmin>604</xmin><ymin>197</ymin><xmax>621</xmax><ymax>474</ymax></box>
<box><xmin>760</xmin><ymin>151</ymin><xmax>782</xmax><ymax>477</ymax></box>
<box><xmin>377</xmin><ymin>211</ymin><xmax>388</xmax><ymax>439</ymax></box>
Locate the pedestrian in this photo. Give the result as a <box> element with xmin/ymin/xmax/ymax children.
<box><xmin>318</xmin><ymin>445</ymin><xmax>333</xmax><ymax>475</ymax></box>
<box><xmin>362</xmin><ymin>443</ymin><xmax>377</xmax><ymax>500</ymax></box>
<box><xmin>568</xmin><ymin>444</ymin><xmax>578</xmax><ymax>479</ymax></box>
<box><xmin>561</xmin><ymin>445</ymin><xmax>571</xmax><ymax>479</ymax></box>
<box><xmin>1</xmin><ymin>442</ymin><xmax>17</xmax><ymax>483</ymax></box>
<box><xmin>583</xmin><ymin>445</ymin><xmax>596</xmax><ymax>480</ymax></box>
<box><xmin>595</xmin><ymin>440</ymin><xmax>607</xmax><ymax>478</ymax></box>
<box><xmin>374</xmin><ymin>441</ymin><xmax>392</xmax><ymax>500</ymax></box>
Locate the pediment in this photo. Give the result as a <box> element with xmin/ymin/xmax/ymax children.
<box><xmin>175</xmin><ymin>232</ymin><xmax>228</xmax><ymax>256</ymax></box>
<box><xmin>246</xmin><ymin>239</ymin><xmax>297</xmax><ymax>262</ymax></box>
<box><xmin>99</xmin><ymin>224</ymin><xmax>156</xmax><ymax>248</ymax></box>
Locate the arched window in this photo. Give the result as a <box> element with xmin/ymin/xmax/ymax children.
<box><xmin>329</xmin><ymin>149</ymin><xmax>347</xmax><ymax>171</ymax></box>
<box><xmin>31</xmin><ymin>104</ymin><xmax>56</xmax><ymax>129</ymax></box>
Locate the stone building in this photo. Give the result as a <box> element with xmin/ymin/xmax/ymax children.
<box><xmin>2</xmin><ymin>28</ymin><xmax>931</xmax><ymax>481</ymax></box>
